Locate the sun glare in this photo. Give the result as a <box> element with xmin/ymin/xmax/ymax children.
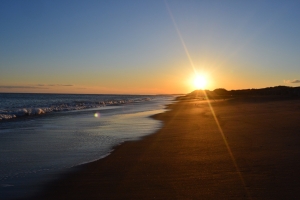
<box><xmin>193</xmin><ymin>75</ymin><xmax>207</xmax><ymax>90</ymax></box>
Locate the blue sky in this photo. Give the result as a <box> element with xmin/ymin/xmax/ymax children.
<box><xmin>1</xmin><ymin>0</ymin><xmax>300</xmax><ymax>94</ymax></box>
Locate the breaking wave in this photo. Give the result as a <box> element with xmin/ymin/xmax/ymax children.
<box><xmin>0</xmin><ymin>95</ymin><xmax>152</xmax><ymax>120</ymax></box>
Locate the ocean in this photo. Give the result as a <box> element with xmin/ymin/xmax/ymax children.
<box><xmin>0</xmin><ymin>93</ymin><xmax>175</xmax><ymax>199</ymax></box>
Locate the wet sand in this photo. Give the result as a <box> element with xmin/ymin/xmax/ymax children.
<box><xmin>31</xmin><ymin>96</ymin><xmax>300</xmax><ymax>199</ymax></box>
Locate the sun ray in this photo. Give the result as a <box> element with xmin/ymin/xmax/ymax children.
<box><xmin>165</xmin><ymin>1</ymin><xmax>197</xmax><ymax>74</ymax></box>
<box><xmin>165</xmin><ymin>2</ymin><xmax>251</xmax><ymax>198</ymax></box>
<box><xmin>201</xmin><ymin>90</ymin><xmax>252</xmax><ymax>200</ymax></box>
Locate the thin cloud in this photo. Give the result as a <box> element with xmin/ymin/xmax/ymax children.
<box><xmin>37</xmin><ymin>84</ymin><xmax>74</xmax><ymax>87</ymax></box>
<box><xmin>291</xmin><ymin>80</ymin><xmax>300</xmax><ymax>83</ymax></box>
<box><xmin>284</xmin><ymin>79</ymin><xmax>300</xmax><ymax>84</ymax></box>
<box><xmin>0</xmin><ymin>85</ymin><xmax>46</xmax><ymax>89</ymax></box>
<box><xmin>48</xmin><ymin>84</ymin><xmax>73</xmax><ymax>87</ymax></box>
<box><xmin>0</xmin><ymin>84</ymin><xmax>74</xmax><ymax>89</ymax></box>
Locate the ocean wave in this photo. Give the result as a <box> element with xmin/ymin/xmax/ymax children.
<box><xmin>0</xmin><ymin>97</ymin><xmax>152</xmax><ymax>120</ymax></box>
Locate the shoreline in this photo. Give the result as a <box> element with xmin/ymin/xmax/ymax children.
<box><xmin>1</xmin><ymin>96</ymin><xmax>170</xmax><ymax>200</ymax></box>
<box><xmin>27</xmin><ymin>96</ymin><xmax>300</xmax><ymax>199</ymax></box>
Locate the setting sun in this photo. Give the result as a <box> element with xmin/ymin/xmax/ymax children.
<box><xmin>193</xmin><ymin>75</ymin><xmax>207</xmax><ymax>90</ymax></box>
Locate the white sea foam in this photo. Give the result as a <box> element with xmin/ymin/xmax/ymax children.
<box><xmin>0</xmin><ymin>114</ymin><xmax>16</xmax><ymax>120</ymax></box>
<box><xmin>0</xmin><ymin>96</ymin><xmax>152</xmax><ymax>120</ymax></box>
<box><xmin>76</xmin><ymin>151</ymin><xmax>113</xmax><ymax>167</ymax></box>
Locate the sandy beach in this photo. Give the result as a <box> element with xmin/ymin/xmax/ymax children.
<box><xmin>30</xmin><ymin>95</ymin><xmax>300</xmax><ymax>200</ymax></box>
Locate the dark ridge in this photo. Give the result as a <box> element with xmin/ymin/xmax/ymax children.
<box><xmin>179</xmin><ymin>86</ymin><xmax>300</xmax><ymax>100</ymax></box>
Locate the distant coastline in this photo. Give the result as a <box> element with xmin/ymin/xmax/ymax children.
<box><xmin>183</xmin><ymin>86</ymin><xmax>300</xmax><ymax>100</ymax></box>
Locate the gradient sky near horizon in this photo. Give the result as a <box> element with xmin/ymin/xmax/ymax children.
<box><xmin>1</xmin><ymin>0</ymin><xmax>300</xmax><ymax>94</ymax></box>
